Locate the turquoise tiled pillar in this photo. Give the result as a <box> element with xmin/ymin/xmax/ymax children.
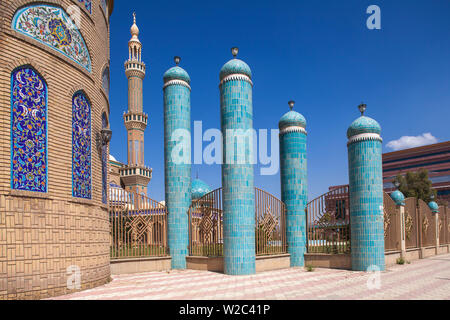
<box><xmin>347</xmin><ymin>104</ymin><xmax>385</xmax><ymax>272</ymax></box>
<box><xmin>220</xmin><ymin>48</ymin><xmax>256</xmax><ymax>275</ymax></box>
<box><xmin>163</xmin><ymin>58</ymin><xmax>192</xmax><ymax>269</ymax></box>
<box><xmin>279</xmin><ymin>101</ymin><xmax>308</xmax><ymax>267</ymax></box>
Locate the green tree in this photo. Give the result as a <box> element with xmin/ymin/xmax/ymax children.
<box><xmin>394</xmin><ymin>169</ymin><xmax>437</xmax><ymax>203</ymax></box>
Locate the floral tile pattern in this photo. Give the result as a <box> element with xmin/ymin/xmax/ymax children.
<box><xmin>72</xmin><ymin>92</ymin><xmax>92</xmax><ymax>199</ymax></box>
<box><xmin>12</xmin><ymin>4</ymin><xmax>92</xmax><ymax>72</ymax></box>
<box><xmin>11</xmin><ymin>67</ymin><xmax>48</xmax><ymax>193</ymax></box>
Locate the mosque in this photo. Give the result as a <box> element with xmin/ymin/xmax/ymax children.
<box><xmin>0</xmin><ymin>0</ymin><xmax>446</xmax><ymax>301</ymax></box>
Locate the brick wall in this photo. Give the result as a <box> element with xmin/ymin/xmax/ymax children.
<box><xmin>0</xmin><ymin>0</ymin><xmax>113</xmax><ymax>299</ymax></box>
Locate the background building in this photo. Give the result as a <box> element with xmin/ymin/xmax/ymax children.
<box><xmin>0</xmin><ymin>0</ymin><xmax>114</xmax><ymax>300</ymax></box>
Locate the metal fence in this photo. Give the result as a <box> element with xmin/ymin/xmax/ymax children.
<box><xmin>188</xmin><ymin>188</ymin><xmax>287</xmax><ymax>257</ymax></box>
<box><xmin>419</xmin><ymin>199</ymin><xmax>435</xmax><ymax>248</ymax></box>
<box><xmin>405</xmin><ymin>198</ymin><xmax>420</xmax><ymax>249</ymax></box>
<box><xmin>440</xmin><ymin>206</ymin><xmax>449</xmax><ymax>245</ymax></box>
<box><xmin>110</xmin><ymin>188</ymin><xmax>168</xmax><ymax>260</ymax></box>
<box><xmin>306</xmin><ymin>186</ymin><xmax>351</xmax><ymax>254</ymax></box>
<box><xmin>255</xmin><ymin>188</ymin><xmax>287</xmax><ymax>256</ymax></box>
<box><xmin>188</xmin><ymin>188</ymin><xmax>223</xmax><ymax>257</ymax></box>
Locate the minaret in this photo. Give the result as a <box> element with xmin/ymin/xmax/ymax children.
<box><xmin>220</xmin><ymin>48</ymin><xmax>256</xmax><ymax>275</ymax></box>
<box><xmin>347</xmin><ymin>104</ymin><xmax>385</xmax><ymax>271</ymax></box>
<box><xmin>121</xmin><ymin>13</ymin><xmax>152</xmax><ymax>195</ymax></box>
<box><xmin>163</xmin><ymin>56</ymin><xmax>192</xmax><ymax>269</ymax></box>
<box><xmin>279</xmin><ymin>101</ymin><xmax>308</xmax><ymax>267</ymax></box>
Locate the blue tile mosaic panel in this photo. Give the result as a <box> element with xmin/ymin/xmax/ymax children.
<box><xmin>72</xmin><ymin>92</ymin><xmax>92</xmax><ymax>199</ymax></box>
<box><xmin>102</xmin><ymin>113</ymin><xmax>108</xmax><ymax>204</ymax></box>
<box><xmin>164</xmin><ymin>80</ymin><xmax>191</xmax><ymax>269</ymax></box>
<box><xmin>11</xmin><ymin>67</ymin><xmax>47</xmax><ymax>193</ymax></box>
<box><xmin>280</xmin><ymin>131</ymin><xmax>307</xmax><ymax>267</ymax></box>
<box><xmin>12</xmin><ymin>4</ymin><xmax>92</xmax><ymax>72</ymax></box>
<box><xmin>220</xmin><ymin>78</ymin><xmax>256</xmax><ymax>276</ymax></box>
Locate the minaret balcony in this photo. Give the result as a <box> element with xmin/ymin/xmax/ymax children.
<box><xmin>120</xmin><ymin>165</ymin><xmax>153</xmax><ymax>186</ymax></box>
<box><xmin>123</xmin><ymin>111</ymin><xmax>148</xmax><ymax>130</ymax></box>
<box><xmin>125</xmin><ymin>60</ymin><xmax>146</xmax><ymax>77</ymax></box>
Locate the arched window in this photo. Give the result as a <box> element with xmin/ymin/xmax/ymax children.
<box><xmin>102</xmin><ymin>66</ymin><xmax>110</xmax><ymax>95</ymax></box>
<box><xmin>102</xmin><ymin>113</ymin><xmax>109</xmax><ymax>204</ymax></box>
<box><xmin>12</xmin><ymin>4</ymin><xmax>92</xmax><ymax>72</ymax></box>
<box><xmin>72</xmin><ymin>91</ymin><xmax>92</xmax><ymax>199</ymax></box>
<box><xmin>11</xmin><ymin>66</ymin><xmax>48</xmax><ymax>192</ymax></box>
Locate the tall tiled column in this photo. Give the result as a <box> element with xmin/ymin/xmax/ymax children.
<box><xmin>220</xmin><ymin>48</ymin><xmax>256</xmax><ymax>275</ymax></box>
<box><xmin>347</xmin><ymin>104</ymin><xmax>385</xmax><ymax>271</ymax></box>
<box><xmin>279</xmin><ymin>101</ymin><xmax>308</xmax><ymax>267</ymax></box>
<box><xmin>164</xmin><ymin>57</ymin><xmax>192</xmax><ymax>269</ymax></box>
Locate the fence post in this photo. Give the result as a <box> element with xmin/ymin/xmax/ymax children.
<box><xmin>428</xmin><ymin>199</ymin><xmax>440</xmax><ymax>255</ymax></box>
<box><xmin>399</xmin><ymin>205</ymin><xmax>407</xmax><ymax>258</ymax></box>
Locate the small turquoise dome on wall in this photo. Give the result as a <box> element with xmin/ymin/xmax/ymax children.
<box><xmin>192</xmin><ymin>179</ymin><xmax>212</xmax><ymax>200</ymax></box>
<box><xmin>347</xmin><ymin>104</ymin><xmax>381</xmax><ymax>139</ymax></box>
<box><xmin>220</xmin><ymin>48</ymin><xmax>252</xmax><ymax>81</ymax></box>
<box><xmin>428</xmin><ymin>201</ymin><xmax>439</xmax><ymax>213</ymax></box>
<box><xmin>164</xmin><ymin>57</ymin><xmax>191</xmax><ymax>84</ymax></box>
<box><xmin>390</xmin><ymin>190</ymin><xmax>406</xmax><ymax>206</ymax></box>
<box><xmin>279</xmin><ymin>101</ymin><xmax>306</xmax><ymax>130</ymax></box>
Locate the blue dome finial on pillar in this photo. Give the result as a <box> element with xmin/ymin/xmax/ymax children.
<box><xmin>429</xmin><ymin>195</ymin><xmax>439</xmax><ymax>213</ymax></box>
<box><xmin>391</xmin><ymin>181</ymin><xmax>406</xmax><ymax>206</ymax></box>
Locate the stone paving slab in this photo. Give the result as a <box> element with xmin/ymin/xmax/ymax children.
<box><xmin>51</xmin><ymin>254</ymin><xmax>450</xmax><ymax>300</ymax></box>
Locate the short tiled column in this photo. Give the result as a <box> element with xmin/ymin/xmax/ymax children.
<box><xmin>279</xmin><ymin>101</ymin><xmax>308</xmax><ymax>267</ymax></box>
<box><xmin>347</xmin><ymin>104</ymin><xmax>385</xmax><ymax>272</ymax></box>
<box><xmin>163</xmin><ymin>58</ymin><xmax>192</xmax><ymax>269</ymax></box>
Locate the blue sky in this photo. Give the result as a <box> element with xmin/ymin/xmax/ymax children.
<box><xmin>108</xmin><ymin>0</ymin><xmax>450</xmax><ymax>202</ymax></box>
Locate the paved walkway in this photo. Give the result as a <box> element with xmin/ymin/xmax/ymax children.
<box><xmin>52</xmin><ymin>254</ymin><xmax>450</xmax><ymax>300</ymax></box>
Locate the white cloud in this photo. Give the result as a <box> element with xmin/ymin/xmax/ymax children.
<box><xmin>386</xmin><ymin>133</ymin><xmax>438</xmax><ymax>151</ymax></box>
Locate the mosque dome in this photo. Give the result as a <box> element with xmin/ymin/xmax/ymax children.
<box><xmin>163</xmin><ymin>66</ymin><xmax>191</xmax><ymax>84</ymax></box>
<box><xmin>428</xmin><ymin>201</ymin><xmax>439</xmax><ymax>213</ymax></box>
<box><xmin>192</xmin><ymin>179</ymin><xmax>212</xmax><ymax>201</ymax></box>
<box><xmin>347</xmin><ymin>104</ymin><xmax>381</xmax><ymax>139</ymax></box>
<box><xmin>220</xmin><ymin>59</ymin><xmax>252</xmax><ymax>81</ymax></box>
<box><xmin>390</xmin><ymin>190</ymin><xmax>405</xmax><ymax>206</ymax></box>
<box><xmin>279</xmin><ymin>102</ymin><xmax>306</xmax><ymax>131</ymax></box>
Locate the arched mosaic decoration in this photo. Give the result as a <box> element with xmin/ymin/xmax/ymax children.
<box><xmin>11</xmin><ymin>67</ymin><xmax>48</xmax><ymax>193</ymax></box>
<box><xmin>78</xmin><ymin>0</ymin><xmax>92</xmax><ymax>14</ymax></box>
<box><xmin>72</xmin><ymin>92</ymin><xmax>92</xmax><ymax>199</ymax></box>
<box><xmin>102</xmin><ymin>113</ymin><xmax>108</xmax><ymax>204</ymax></box>
<box><xmin>12</xmin><ymin>5</ymin><xmax>92</xmax><ymax>72</ymax></box>
<box><xmin>102</xmin><ymin>66</ymin><xmax>110</xmax><ymax>94</ymax></box>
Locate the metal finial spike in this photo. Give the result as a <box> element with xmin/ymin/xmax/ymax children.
<box><xmin>288</xmin><ymin>101</ymin><xmax>295</xmax><ymax>111</ymax></box>
<box><xmin>231</xmin><ymin>47</ymin><xmax>239</xmax><ymax>58</ymax></box>
<box><xmin>358</xmin><ymin>103</ymin><xmax>367</xmax><ymax>116</ymax></box>
<box><xmin>174</xmin><ymin>56</ymin><xmax>181</xmax><ymax>66</ymax></box>
<box><xmin>133</xmin><ymin>12</ymin><xmax>136</xmax><ymax>24</ymax></box>
<box><xmin>394</xmin><ymin>181</ymin><xmax>400</xmax><ymax>189</ymax></box>
<box><xmin>196</xmin><ymin>171</ymin><xmax>199</xmax><ymax>180</ymax></box>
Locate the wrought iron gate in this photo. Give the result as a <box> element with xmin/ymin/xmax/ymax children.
<box><xmin>109</xmin><ymin>188</ymin><xmax>169</xmax><ymax>260</ymax></box>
